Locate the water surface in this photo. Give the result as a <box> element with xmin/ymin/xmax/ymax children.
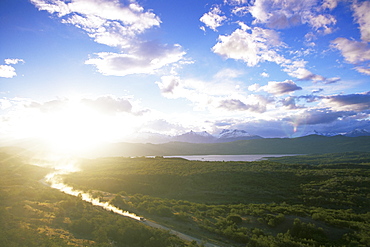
<box><xmin>164</xmin><ymin>154</ymin><xmax>301</xmax><ymax>162</ymax></box>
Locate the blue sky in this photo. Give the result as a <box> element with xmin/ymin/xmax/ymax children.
<box><xmin>1</xmin><ymin>0</ymin><xmax>370</xmax><ymax>148</ymax></box>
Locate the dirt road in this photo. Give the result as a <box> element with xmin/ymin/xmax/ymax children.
<box><xmin>142</xmin><ymin>219</ymin><xmax>220</xmax><ymax>247</ymax></box>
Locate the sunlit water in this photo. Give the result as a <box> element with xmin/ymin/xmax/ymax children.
<box><xmin>162</xmin><ymin>154</ymin><xmax>301</xmax><ymax>161</ymax></box>
<box><xmin>38</xmin><ymin>158</ymin><xmax>141</xmax><ymax>221</ymax></box>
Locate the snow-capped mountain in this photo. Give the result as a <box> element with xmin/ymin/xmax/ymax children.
<box><xmin>303</xmin><ymin>130</ymin><xmax>341</xmax><ymax>137</ymax></box>
<box><xmin>172</xmin><ymin>130</ymin><xmax>216</xmax><ymax>143</ymax></box>
<box><xmin>216</xmin><ymin>129</ymin><xmax>263</xmax><ymax>142</ymax></box>
<box><xmin>343</xmin><ymin>129</ymin><xmax>370</xmax><ymax>137</ymax></box>
<box><xmin>303</xmin><ymin>128</ymin><xmax>370</xmax><ymax>137</ymax></box>
<box><xmin>170</xmin><ymin>129</ymin><xmax>262</xmax><ymax>143</ymax></box>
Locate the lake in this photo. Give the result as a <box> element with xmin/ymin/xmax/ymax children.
<box><xmin>163</xmin><ymin>154</ymin><xmax>301</xmax><ymax>162</ymax></box>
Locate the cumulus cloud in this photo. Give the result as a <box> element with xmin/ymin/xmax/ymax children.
<box><xmin>322</xmin><ymin>92</ymin><xmax>370</xmax><ymax>111</ymax></box>
<box><xmin>31</xmin><ymin>0</ymin><xmax>185</xmax><ymax>76</ymax></box>
<box><xmin>27</xmin><ymin>99</ymin><xmax>68</xmax><ymax>112</ymax></box>
<box><xmin>307</xmin><ymin>13</ymin><xmax>336</xmax><ymax>34</ymax></box>
<box><xmin>225</xmin><ymin>0</ymin><xmax>248</xmax><ymax>4</ymax></box>
<box><xmin>211</xmin><ymin>22</ymin><xmax>327</xmax><ymax>82</ymax></box>
<box><xmin>352</xmin><ymin>1</ymin><xmax>370</xmax><ymax>42</ymax></box>
<box><xmin>200</xmin><ymin>5</ymin><xmax>227</xmax><ymax>31</ymax></box>
<box><xmin>5</xmin><ymin>58</ymin><xmax>25</xmax><ymax>65</ymax></box>
<box><xmin>85</xmin><ymin>43</ymin><xmax>185</xmax><ymax>76</ymax></box>
<box><xmin>27</xmin><ymin>96</ymin><xmax>147</xmax><ymax>116</ymax></box>
<box><xmin>281</xmin><ymin>96</ymin><xmax>300</xmax><ymax>109</ymax></box>
<box><xmin>331</xmin><ymin>37</ymin><xmax>370</xmax><ymax>76</ymax></box>
<box><xmin>212</xmin><ymin>24</ymin><xmax>284</xmax><ymax>67</ymax></box>
<box><xmin>31</xmin><ymin>0</ymin><xmax>160</xmax><ymax>43</ymax></box>
<box><xmin>0</xmin><ymin>65</ymin><xmax>17</xmax><ymax>78</ymax></box>
<box><xmin>217</xmin><ymin>98</ymin><xmax>266</xmax><ymax>113</ymax></box>
<box><xmin>0</xmin><ymin>58</ymin><xmax>25</xmax><ymax>78</ymax></box>
<box><xmin>286</xmin><ymin>108</ymin><xmax>353</xmax><ymax>126</ymax></box>
<box><xmin>259</xmin><ymin>80</ymin><xmax>302</xmax><ymax>95</ymax></box>
<box><xmin>81</xmin><ymin>96</ymin><xmax>133</xmax><ymax>114</ymax></box>
<box><xmin>155</xmin><ymin>70</ymin><xmax>272</xmax><ymax>113</ymax></box>
<box><xmin>282</xmin><ymin>59</ymin><xmax>325</xmax><ymax>81</ymax></box>
<box><xmin>321</xmin><ymin>0</ymin><xmax>339</xmax><ymax>10</ymax></box>
<box><xmin>247</xmin><ymin>0</ymin><xmax>337</xmax><ymax>31</ymax></box>
<box><xmin>331</xmin><ymin>38</ymin><xmax>370</xmax><ymax>64</ymax></box>
<box><xmin>156</xmin><ymin>75</ymin><xmax>180</xmax><ymax>96</ymax></box>
<box><xmin>213</xmin><ymin>68</ymin><xmax>243</xmax><ymax>79</ymax></box>
<box><xmin>355</xmin><ymin>67</ymin><xmax>370</xmax><ymax>76</ymax></box>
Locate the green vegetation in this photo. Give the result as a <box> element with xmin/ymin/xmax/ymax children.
<box><xmin>0</xmin><ymin>151</ymin><xmax>197</xmax><ymax>247</ymax></box>
<box><xmin>2</xmin><ymin>149</ymin><xmax>370</xmax><ymax>246</ymax></box>
<box><xmin>65</xmin><ymin>152</ymin><xmax>370</xmax><ymax>246</ymax></box>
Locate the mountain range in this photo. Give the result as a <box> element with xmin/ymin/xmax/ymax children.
<box><xmin>139</xmin><ymin>128</ymin><xmax>370</xmax><ymax>144</ymax></box>
<box><xmin>304</xmin><ymin>128</ymin><xmax>370</xmax><ymax>137</ymax></box>
<box><xmin>95</xmin><ymin>135</ymin><xmax>370</xmax><ymax>157</ymax></box>
<box><xmin>1</xmin><ymin>128</ymin><xmax>369</xmax><ymax>158</ymax></box>
<box><xmin>171</xmin><ymin>129</ymin><xmax>263</xmax><ymax>143</ymax></box>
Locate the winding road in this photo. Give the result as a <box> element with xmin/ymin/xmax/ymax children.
<box><xmin>142</xmin><ymin>219</ymin><xmax>219</xmax><ymax>247</ymax></box>
<box><xmin>40</xmin><ymin>175</ymin><xmax>220</xmax><ymax>247</ymax></box>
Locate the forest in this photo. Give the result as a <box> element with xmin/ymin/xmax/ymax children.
<box><xmin>1</xmin><ymin>149</ymin><xmax>370</xmax><ymax>246</ymax></box>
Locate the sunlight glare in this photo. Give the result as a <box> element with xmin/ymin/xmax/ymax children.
<box><xmin>32</xmin><ymin>99</ymin><xmax>127</xmax><ymax>156</ymax></box>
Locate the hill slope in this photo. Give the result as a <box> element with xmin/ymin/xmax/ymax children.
<box><xmin>96</xmin><ymin>135</ymin><xmax>370</xmax><ymax>157</ymax></box>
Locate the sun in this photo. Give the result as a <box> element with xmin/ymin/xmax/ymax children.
<box><xmin>30</xmin><ymin>99</ymin><xmax>124</xmax><ymax>156</ymax></box>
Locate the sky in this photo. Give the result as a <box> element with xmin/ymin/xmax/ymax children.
<box><xmin>1</xmin><ymin>0</ymin><xmax>370</xmax><ymax>148</ymax></box>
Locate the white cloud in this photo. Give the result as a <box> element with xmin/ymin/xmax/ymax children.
<box><xmin>260</xmin><ymin>72</ymin><xmax>269</xmax><ymax>77</ymax></box>
<box><xmin>86</xmin><ymin>42</ymin><xmax>185</xmax><ymax>76</ymax></box>
<box><xmin>5</xmin><ymin>58</ymin><xmax>25</xmax><ymax>65</ymax></box>
<box><xmin>0</xmin><ymin>58</ymin><xmax>25</xmax><ymax>78</ymax></box>
<box><xmin>321</xmin><ymin>0</ymin><xmax>338</xmax><ymax>10</ymax></box>
<box><xmin>81</xmin><ymin>95</ymin><xmax>133</xmax><ymax>114</ymax></box>
<box><xmin>0</xmin><ymin>65</ymin><xmax>17</xmax><ymax>78</ymax></box>
<box><xmin>155</xmin><ymin>70</ymin><xmax>269</xmax><ymax>113</ymax></box>
<box><xmin>224</xmin><ymin>0</ymin><xmax>248</xmax><ymax>4</ymax></box>
<box><xmin>213</xmin><ymin>68</ymin><xmax>243</xmax><ymax>79</ymax></box>
<box><xmin>248</xmin><ymin>83</ymin><xmax>260</xmax><ymax>92</ymax></box>
<box><xmin>322</xmin><ymin>91</ymin><xmax>370</xmax><ymax>112</ymax></box>
<box><xmin>331</xmin><ymin>37</ymin><xmax>370</xmax><ymax>64</ymax></box>
<box><xmin>248</xmin><ymin>0</ymin><xmax>337</xmax><ymax>32</ymax></box>
<box><xmin>307</xmin><ymin>14</ymin><xmax>336</xmax><ymax>34</ymax></box>
<box><xmin>211</xmin><ymin>21</ymin><xmax>328</xmax><ymax>82</ymax></box>
<box><xmin>355</xmin><ymin>67</ymin><xmax>370</xmax><ymax>76</ymax></box>
<box><xmin>282</xmin><ymin>59</ymin><xmax>325</xmax><ymax>81</ymax></box>
<box><xmin>200</xmin><ymin>5</ymin><xmax>227</xmax><ymax>31</ymax></box>
<box><xmin>212</xmin><ymin>24</ymin><xmax>284</xmax><ymax>67</ymax></box>
<box><xmin>31</xmin><ymin>0</ymin><xmax>185</xmax><ymax>76</ymax></box>
<box><xmin>217</xmin><ymin>98</ymin><xmax>267</xmax><ymax>113</ymax></box>
<box><xmin>352</xmin><ymin>1</ymin><xmax>370</xmax><ymax>42</ymax></box>
<box><xmin>31</xmin><ymin>0</ymin><xmax>160</xmax><ymax>36</ymax></box>
<box><xmin>249</xmin><ymin>0</ymin><xmax>307</xmax><ymax>28</ymax></box>
<box><xmin>156</xmin><ymin>75</ymin><xmax>180</xmax><ymax>96</ymax></box>
<box><xmin>231</xmin><ymin>6</ymin><xmax>249</xmax><ymax>16</ymax></box>
<box><xmin>260</xmin><ymin>80</ymin><xmax>302</xmax><ymax>95</ymax></box>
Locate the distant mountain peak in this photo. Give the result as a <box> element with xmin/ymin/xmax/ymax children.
<box><xmin>344</xmin><ymin>128</ymin><xmax>370</xmax><ymax>137</ymax></box>
<box><xmin>302</xmin><ymin>128</ymin><xmax>370</xmax><ymax>138</ymax></box>
<box><xmin>171</xmin><ymin>129</ymin><xmax>262</xmax><ymax>143</ymax></box>
<box><xmin>172</xmin><ymin>130</ymin><xmax>216</xmax><ymax>143</ymax></box>
<box><xmin>218</xmin><ymin>129</ymin><xmax>252</xmax><ymax>138</ymax></box>
<box><xmin>216</xmin><ymin>129</ymin><xmax>262</xmax><ymax>142</ymax></box>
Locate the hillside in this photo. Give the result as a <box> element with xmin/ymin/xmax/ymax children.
<box><xmin>95</xmin><ymin>135</ymin><xmax>370</xmax><ymax>157</ymax></box>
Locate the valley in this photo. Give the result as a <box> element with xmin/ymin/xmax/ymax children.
<box><xmin>1</xmin><ymin>149</ymin><xmax>369</xmax><ymax>246</ymax></box>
